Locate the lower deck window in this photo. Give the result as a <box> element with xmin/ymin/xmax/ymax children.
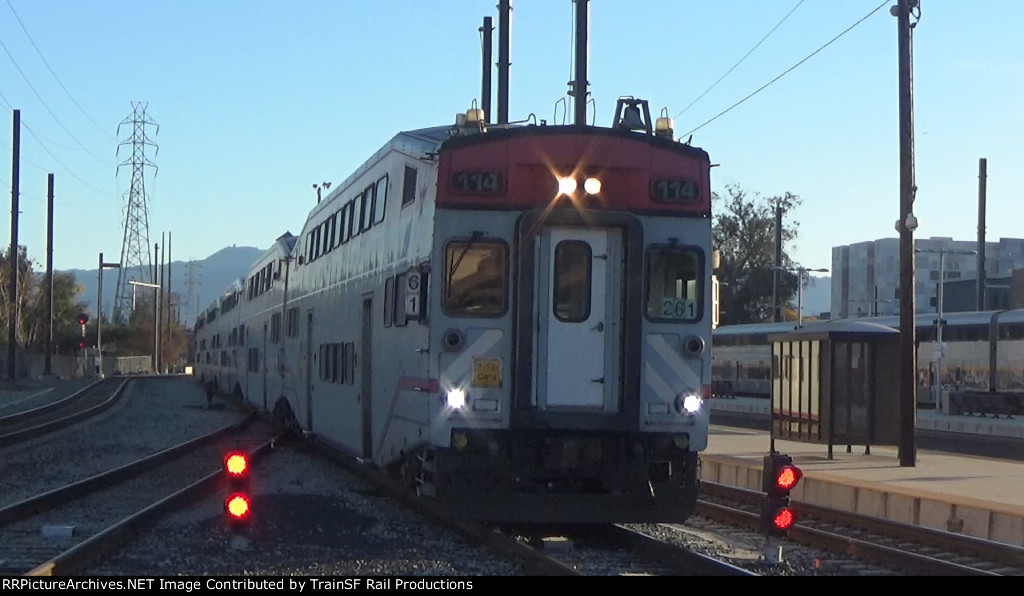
<box><xmin>646</xmin><ymin>246</ymin><xmax>702</xmax><ymax>322</ymax></box>
<box><xmin>443</xmin><ymin>240</ymin><xmax>508</xmax><ymax>316</ymax></box>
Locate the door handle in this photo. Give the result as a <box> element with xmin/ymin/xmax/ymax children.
<box><xmin>591</xmin><ymin>322</ymin><xmax>604</xmax><ymax>332</ymax></box>
<box><xmin>591</xmin><ymin>377</ymin><xmax>605</xmax><ymax>384</ymax></box>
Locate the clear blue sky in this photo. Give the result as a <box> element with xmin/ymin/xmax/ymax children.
<box><xmin>1</xmin><ymin>1</ymin><xmax>1021</xmax><ymax>275</ymax></box>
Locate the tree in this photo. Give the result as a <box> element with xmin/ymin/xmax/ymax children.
<box><xmin>712</xmin><ymin>185</ymin><xmax>803</xmax><ymax>325</ymax></box>
<box><xmin>0</xmin><ymin>246</ymin><xmax>87</xmax><ymax>353</ymax></box>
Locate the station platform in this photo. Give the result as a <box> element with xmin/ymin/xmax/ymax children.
<box><xmin>703</xmin><ymin>397</ymin><xmax>1024</xmax><ymax>548</ymax></box>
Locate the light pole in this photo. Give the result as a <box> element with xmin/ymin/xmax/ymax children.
<box><xmin>97</xmin><ymin>253</ymin><xmax>121</xmax><ymax>378</ymax></box>
<box><xmin>772</xmin><ymin>266</ymin><xmax>829</xmax><ymax>327</ymax></box>
<box><xmin>130</xmin><ymin>280</ymin><xmax>161</xmax><ymax>374</ymax></box>
<box><xmin>915</xmin><ymin>247</ymin><xmax>976</xmax><ymax>407</ymax></box>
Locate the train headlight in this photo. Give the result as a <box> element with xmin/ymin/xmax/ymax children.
<box><xmin>557</xmin><ymin>176</ymin><xmax>577</xmax><ymax>196</ymax></box>
<box><xmin>446</xmin><ymin>388</ymin><xmax>467</xmax><ymax>409</ymax></box>
<box><xmin>583</xmin><ymin>177</ymin><xmax>602</xmax><ymax>195</ymax></box>
<box><xmin>675</xmin><ymin>392</ymin><xmax>702</xmax><ymax>415</ymax></box>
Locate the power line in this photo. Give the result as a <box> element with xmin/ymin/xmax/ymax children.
<box><xmin>0</xmin><ymin>35</ymin><xmax>107</xmax><ymax>164</ymax></box>
<box><xmin>681</xmin><ymin>0</ymin><xmax>890</xmax><ymax>139</ymax></box>
<box><xmin>674</xmin><ymin>0</ymin><xmax>805</xmax><ymax>120</ymax></box>
<box><xmin>4</xmin><ymin>0</ymin><xmax>113</xmax><ymax>141</ymax></box>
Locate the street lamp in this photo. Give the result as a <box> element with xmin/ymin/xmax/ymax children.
<box><xmin>915</xmin><ymin>247</ymin><xmax>976</xmax><ymax>407</ymax></box>
<box><xmin>771</xmin><ymin>266</ymin><xmax>829</xmax><ymax>327</ymax></box>
<box><xmin>129</xmin><ymin>280</ymin><xmax>162</xmax><ymax>374</ymax></box>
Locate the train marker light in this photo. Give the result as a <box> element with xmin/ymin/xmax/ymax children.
<box><xmin>760</xmin><ymin>452</ymin><xmax>802</xmax><ymax>536</ymax></box>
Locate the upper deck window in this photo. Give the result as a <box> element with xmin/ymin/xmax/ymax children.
<box><xmin>444</xmin><ymin>239</ymin><xmax>507</xmax><ymax>317</ymax></box>
<box><xmin>646</xmin><ymin>246</ymin><xmax>702</xmax><ymax>322</ymax></box>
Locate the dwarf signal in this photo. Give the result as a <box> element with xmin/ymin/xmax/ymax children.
<box><xmin>761</xmin><ymin>452</ymin><xmax>802</xmax><ymax>536</ymax></box>
<box><xmin>223</xmin><ymin>451</ymin><xmax>252</xmax><ymax>526</ymax></box>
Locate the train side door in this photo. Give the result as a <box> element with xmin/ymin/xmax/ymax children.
<box><xmin>535</xmin><ymin>227</ymin><xmax>622</xmax><ymax>410</ymax></box>
<box><xmin>305</xmin><ymin>310</ymin><xmax>314</xmax><ymax>430</ymax></box>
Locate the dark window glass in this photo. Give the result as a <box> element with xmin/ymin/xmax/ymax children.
<box><xmin>444</xmin><ymin>240</ymin><xmax>507</xmax><ymax>316</ymax></box>
<box><xmin>646</xmin><ymin>247</ymin><xmax>702</xmax><ymax>321</ymax></box>
<box><xmin>402</xmin><ymin>166</ymin><xmax>417</xmax><ymax>205</ymax></box>
<box><xmin>373</xmin><ymin>175</ymin><xmax>388</xmax><ymax>224</ymax></box>
<box><xmin>552</xmin><ymin>241</ymin><xmax>591</xmax><ymax>322</ymax></box>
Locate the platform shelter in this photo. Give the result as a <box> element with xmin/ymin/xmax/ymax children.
<box><xmin>767</xmin><ymin>320</ymin><xmax>901</xmax><ymax>459</ymax></box>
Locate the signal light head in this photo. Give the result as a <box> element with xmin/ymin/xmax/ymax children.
<box><xmin>772</xmin><ymin>506</ymin><xmax>797</xmax><ymax>531</ymax></box>
<box><xmin>224</xmin><ymin>452</ymin><xmax>248</xmax><ymax>477</ymax></box>
<box><xmin>224</xmin><ymin>493</ymin><xmax>250</xmax><ymax>520</ymax></box>
<box><xmin>774</xmin><ymin>464</ymin><xmax>802</xmax><ymax>491</ymax></box>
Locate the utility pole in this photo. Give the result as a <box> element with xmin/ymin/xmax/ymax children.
<box><xmin>8</xmin><ymin>109</ymin><xmax>20</xmax><ymax>382</ymax></box>
<box><xmin>773</xmin><ymin>204</ymin><xmax>783</xmax><ymax>322</ymax></box>
<box><xmin>45</xmin><ymin>174</ymin><xmax>54</xmax><ymax>376</ymax></box>
<box><xmin>976</xmin><ymin>158</ymin><xmax>987</xmax><ymax>310</ymax></box>
<box><xmin>895</xmin><ymin>0</ymin><xmax>920</xmax><ymax>467</ymax></box>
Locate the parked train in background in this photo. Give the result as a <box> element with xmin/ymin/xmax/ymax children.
<box><xmin>192</xmin><ymin>95</ymin><xmax>716</xmax><ymax>524</ymax></box>
<box><xmin>711</xmin><ymin>309</ymin><xmax>1024</xmax><ymax>402</ymax></box>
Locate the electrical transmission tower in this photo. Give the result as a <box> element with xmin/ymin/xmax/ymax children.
<box><xmin>113</xmin><ymin>102</ymin><xmax>159</xmax><ymax>324</ymax></box>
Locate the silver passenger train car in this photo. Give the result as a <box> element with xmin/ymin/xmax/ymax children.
<box><xmin>712</xmin><ymin>309</ymin><xmax>1024</xmax><ymax>399</ymax></box>
<box><xmin>193</xmin><ymin>102</ymin><xmax>716</xmax><ymax>524</ymax></box>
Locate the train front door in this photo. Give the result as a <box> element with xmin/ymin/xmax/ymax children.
<box><xmin>535</xmin><ymin>227</ymin><xmax>622</xmax><ymax>410</ymax></box>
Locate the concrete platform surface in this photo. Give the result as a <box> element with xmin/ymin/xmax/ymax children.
<box><xmin>702</xmin><ymin>422</ymin><xmax>1024</xmax><ymax>548</ymax></box>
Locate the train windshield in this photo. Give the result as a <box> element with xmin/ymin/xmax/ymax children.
<box><xmin>444</xmin><ymin>240</ymin><xmax>508</xmax><ymax>316</ymax></box>
<box><xmin>646</xmin><ymin>246</ymin><xmax>702</xmax><ymax>322</ymax></box>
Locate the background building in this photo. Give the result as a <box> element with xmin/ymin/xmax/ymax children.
<box><xmin>831</xmin><ymin>237</ymin><xmax>1024</xmax><ymax>318</ymax></box>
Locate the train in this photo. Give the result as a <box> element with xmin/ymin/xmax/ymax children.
<box><xmin>712</xmin><ymin>309</ymin><xmax>1024</xmax><ymax>401</ymax></box>
<box><xmin>192</xmin><ymin>92</ymin><xmax>717</xmax><ymax>524</ymax></box>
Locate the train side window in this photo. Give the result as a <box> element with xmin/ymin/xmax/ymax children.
<box><xmin>443</xmin><ymin>240</ymin><xmax>508</xmax><ymax>317</ymax></box>
<box><xmin>350</xmin><ymin>199</ymin><xmax>362</xmax><ymax>239</ymax></box>
<box><xmin>394</xmin><ymin>273</ymin><xmax>409</xmax><ymax>327</ymax></box>
<box><xmin>402</xmin><ymin>166</ymin><xmax>417</xmax><ymax>206</ymax></box>
<box><xmin>552</xmin><ymin>240</ymin><xmax>592</xmax><ymax>322</ymax></box>
<box><xmin>361</xmin><ymin>184</ymin><xmax>375</xmax><ymax>232</ymax></box>
<box><xmin>384</xmin><ymin>276</ymin><xmax>395</xmax><ymax>327</ymax></box>
<box><xmin>339</xmin><ymin>207</ymin><xmax>349</xmax><ymax>244</ymax></box>
<box><xmin>645</xmin><ymin>246</ymin><xmax>702</xmax><ymax>322</ymax></box>
<box><xmin>374</xmin><ymin>175</ymin><xmax>388</xmax><ymax>224</ymax></box>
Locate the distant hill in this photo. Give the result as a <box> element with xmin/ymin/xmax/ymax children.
<box><xmin>64</xmin><ymin>245</ymin><xmax>264</xmax><ymax>326</ymax></box>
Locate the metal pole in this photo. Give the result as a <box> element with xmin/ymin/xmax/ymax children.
<box><xmin>797</xmin><ymin>269</ymin><xmax>804</xmax><ymax>327</ymax></box>
<box><xmin>97</xmin><ymin>253</ymin><xmax>103</xmax><ymax>378</ymax></box>
<box><xmin>936</xmin><ymin>249</ymin><xmax>944</xmax><ymax>408</ymax></box>
<box><xmin>9</xmin><ymin>109</ymin><xmax>21</xmax><ymax>381</ymax></box>
<box><xmin>977</xmin><ymin>157</ymin><xmax>987</xmax><ymax>310</ymax></box>
<box><xmin>45</xmin><ymin>174</ymin><xmax>54</xmax><ymax>376</ymax></box>
<box><xmin>154</xmin><ymin>242</ymin><xmax>160</xmax><ymax>374</ymax></box>
<box><xmin>480</xmin><ymin>16</ymin><xmax>492</xmax><ymax>123</ymax></box>
<box><xmin>497</xmin><ymin>0</ymin><xmax>511</xmax><ymax>124</ymax></box>
<box><xmin>773</xmin><ymin>205</ymin><xmax>782</xmax><ymax>322</ymax></box>
<box><xmin>573</xmin><ymin>0</ymin><xmax>589</xmax><ymax>126</ymax></box>
<box><xmin>896</xmin><ymin>0</ymin><xmax>918</xmax><ymax>467</ymax></box>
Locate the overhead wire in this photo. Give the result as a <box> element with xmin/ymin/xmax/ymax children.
<box><xmin>5</xmin><ymin>0</ymin><xmax>113</xmax><ymax>141</ymax></box>
<box><xmin>674</xmin><ymin>0</ymin><xmax>805</xmax><ymax>120</ymax></box>
<box><xmin>681</xmin><ymin>0</ymin><xmax>891</xmax><ymax>139</ymax></box>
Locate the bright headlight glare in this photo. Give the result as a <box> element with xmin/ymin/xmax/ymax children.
<box><xmin>447</xmin><ymin>388</ymin><xmax>467</xmax><ymax>409</ymax></box>
<box><xmin>682</xmin><ymin>393</ymin><xmax>702</xmax><ymax>414</ymax></box>
<box><xmin>583</xmin><ymin>177</ymin><xmax>601</xmax><ymax>194</ymax></box>
<box><xmin>557</xmin><ymin>176</ymin><xmax>577</xmax><ymax>195</ymax></box>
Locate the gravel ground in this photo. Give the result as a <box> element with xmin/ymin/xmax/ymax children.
<box><xmin>0</xmin><ymin>377</ymin><xmax>245</xmax><ymax>507</ymax></box>
<box><xmin>92</xmin><ymin>444</ymin><xmax>527</xmax><ymax>576</ymax></box>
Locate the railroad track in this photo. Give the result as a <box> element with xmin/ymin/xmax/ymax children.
<box><xmin>0</xmin><ymin>378</ymin><xmax>127</xmax><ymax>448</ymax></box>
<box><xmin>1</xmin><ymin>418</ymin><xmax>283</xmax><ymax>575</ymax></box>
<box><xmin>698</xmin><ymin>481</ymin><xmax>1024</xmax><ymax>575</ymax></box>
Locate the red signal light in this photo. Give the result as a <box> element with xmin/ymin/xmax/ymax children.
<box><xmin>78</xmin><ymin>341</ymin><xmax>85</xmax><ymax>349</ymax></box>
<box><xmin>772</xmin><ymin>506</ymin><xmax>796</xmax><ymax>531</ymax></box>
<box><xmin>774</xmin><ymin>465</ymin><xmax>802</xmax><ymax>491</ymax></box>
<box><xmin>225</xmin><ymin>493</ymin><xmax>250</xmax><ymax>520</ymax></box>
<box><xmin>224</xmin><ymin>452</ymin><xmax>248</xmax><ymax>478</ymax></box>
